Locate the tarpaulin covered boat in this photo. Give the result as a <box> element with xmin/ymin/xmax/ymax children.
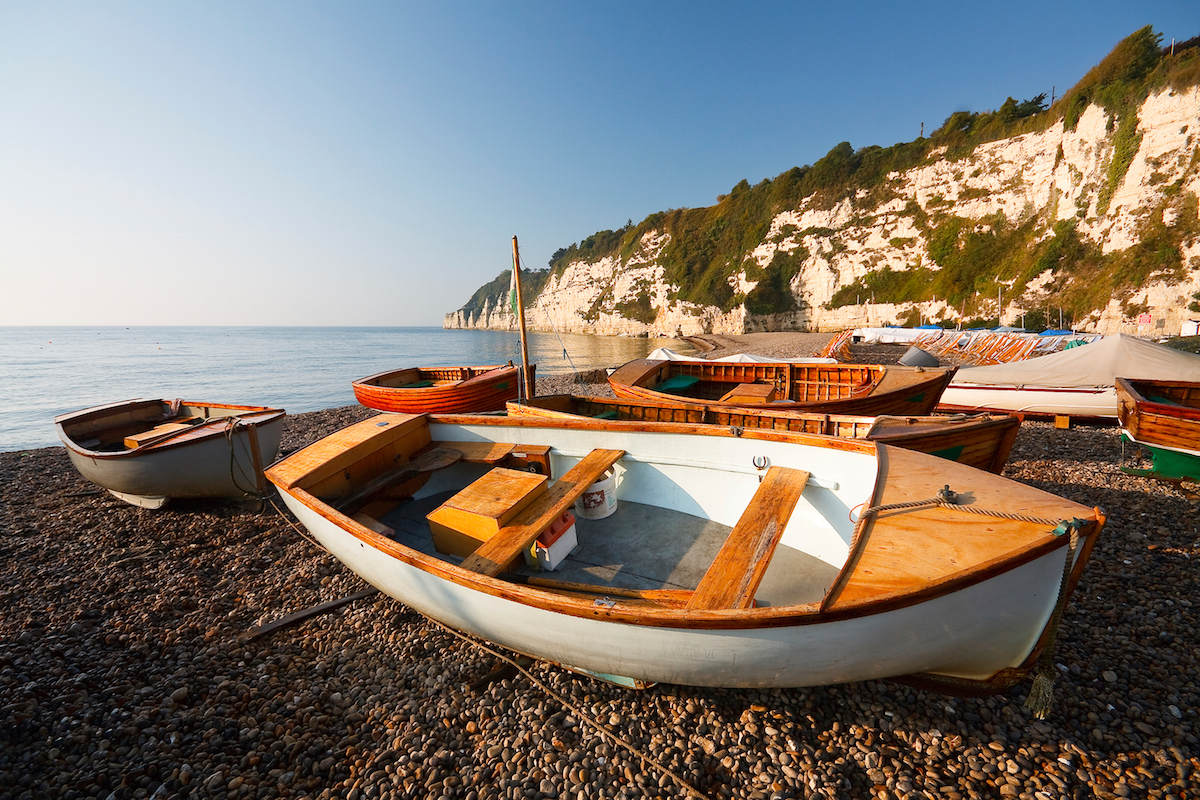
<box><xmin>938</xmin><ymin>335</ymin><xmax>1200</xmax><ymax>419</ymax></box>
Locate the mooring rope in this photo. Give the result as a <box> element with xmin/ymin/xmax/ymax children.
<box><xmin>1023</xmin><ymin>524</ymin><xmax>1080</xmax><ymax>719</ymax></box>
<box><xmin>858</xmin><ymin>485</ymin><xmax>1065</xmax><ymax>527</ymax></box>
<box><xmin>856</xmin><ymin>484</ymin><xmax>1088</xmax><ymax>718</ymax></box>
<box><xmin>224</xmin><ymin>418</ymin><xmax>263</xmax><ymax>499</ymax></box>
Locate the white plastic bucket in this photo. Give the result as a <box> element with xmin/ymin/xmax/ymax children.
<box><xmin>574</xmin><ymin>468</ymin><xmax>617</xmax><ymax>520</ymax></box>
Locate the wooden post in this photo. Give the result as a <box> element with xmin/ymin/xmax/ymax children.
<box><xmin>511</xmin><ymin>236</ymin><xmax>535</xmax><ymax>400</ymax></box>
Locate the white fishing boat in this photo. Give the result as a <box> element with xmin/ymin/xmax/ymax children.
<box><xmin>56</xmin><ymin>398</ymin><xmax>285</xmax><ymax>508</ymax></box>
<box><xmin>938</xmin><ymin>334</ymin><xmax>1200</xmax><ymax>419</ymax></box>
<box><xmin>266</xmin><ymin>412</ymin><xmax>1103</xmax><ymax>692</ymax></box>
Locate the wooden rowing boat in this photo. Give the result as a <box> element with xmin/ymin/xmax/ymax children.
<box><xmin>352</xmin><ymin>364</ymin><xmax>530</xmax><ymax>414</ymax></box>
<box><xmin>509</xmin><ymin>395</ymin><xmax>1020</xmax><ymax>473</ymax></box>
<box><xmin>266</xmin><ymin>412</ymin><xmax>1103</xmax><ymax>691</ymax></box>
<box><xmin>1116</xmin><ymin>377</ymin><xmax>1200</xmax><ymax>480</ymax></box>
<box><xmin>607</xmin><ymin>358</ymin><xmax>955</xmax><ymax>416</ymax></box>
<box><xmin>56</xmin><ymin>399</ymin><xmax>285</xmax><ymax>508</ymax></box>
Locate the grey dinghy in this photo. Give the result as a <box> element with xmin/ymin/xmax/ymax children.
<box><xmin>56</xmin><ymin>398</ymin><xmax>285</xmax><ymax>508</ymax></box>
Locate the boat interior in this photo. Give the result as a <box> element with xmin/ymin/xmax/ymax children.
<box><xmin>360</xmin><ymin>366</ymin><xmax>508</xmax><ymax>389</ymax></box>
<box><xmin>271</xmin><ymin>413</ymin><xmax>871</xmax><ymax>611</ymax></box>
<box><xmin>269</xmin><ymin>413</ymin><xmax>1087</xmax><ymax>617</ymax></box>
<box><xmin>619</xmin><ymin>360</ymin><xmax>886</xmax><ymax>404</ymax></box>
<box><xmin>58</xmin><ymin>400</ymin><xmax>280</xmax><ymax>453</ymax></box>
<box><xmin>1125</xmin><ymin>378</ymin><xmax>1200</xmax><ymax>410</ymax></box>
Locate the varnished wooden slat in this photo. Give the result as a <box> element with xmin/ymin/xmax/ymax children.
<box><xmin>525</xmin><ymin>577</ymin><xmax>694</xmax><ymax>608</ymax></box>
<box><xmin>459</xmin><ymin>449</ymin><xmax>624</xmax><ymax>576</ymax></box>
<box><xmin>687</xmin><ymin>467</ymin><xmax>810</xmax><ymax>610</ymax></box>
<box><xmin>264</xmin><ymin>414</ymin><xmax>427</xmax><ymax>489</ymax></box>
<box><xmin>823</xmin><ymin>445</ymin><xmax>1077</xmax><ymax>611</ymax></box>
<box><xmin>435</xmin><ymin>440</ymin><xmax>516</xmax><ymax>464</ymax></box>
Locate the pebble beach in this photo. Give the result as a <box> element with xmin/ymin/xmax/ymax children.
<box><xmin>2</xmin><ymin>342</ymin><xmax>1198</xmax><ymax>800</ymax></box>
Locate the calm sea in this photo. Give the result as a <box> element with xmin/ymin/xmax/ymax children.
<box><xmin>0</xmin><ymin>326</ymin><xmax>690</xmax><ymax>452</ymax></box>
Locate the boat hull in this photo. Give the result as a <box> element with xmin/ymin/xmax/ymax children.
<box><xmin>56</xmin><ymin>399</ymin><xmax>284</xmax><ymax>507</ymax></box>
<box><xmin>62</xmin><ymin>418</ymin><xmax>283</xmax><ymax>504</ymax></box>
<box><xmin>1116</xmin><ymin>377</ymin><xmax>1200</xmax><ymax>479</ymax></box>
<box><xmin>608</xmin><ymin>359</ymin><xmax>955</xmax><ymax>416</ymax></box>
<box><xmin>353</xmin><ymin>365</ymin><xmax>523</xmax><ymax>413</ymax></box>
<box><xmin>267</xmin><ymin>415</ymin><xmax>1101</xmax><ymax>691</ymax></box>
<box><xmin>278</xmin><ymin>488</ymin><xmax>1072</xmax><ymax>688</ymax></box>
<box><xmin>938</xmin><ymin>384</ymin><xmax>1116</xmax><ymax>418</ymax></box>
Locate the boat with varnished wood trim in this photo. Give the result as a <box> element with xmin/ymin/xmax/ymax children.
<box><xmin>352</xmin><ymin>364</ymin><xmax>530</xmax><ymax>414</ymax></box>
<box><xmin>266</xmin><ymin>412</ymin><xmax>1102</xmax><ymax>691</ymax></box>
<box><xmin>1116</xmin><ymin>377</ymin><xmax>1200</xmax><ymax>480</ymax></box>
<box><xmin>607</xmin><ymin>358</ymin><xmax>955</xmax><ymax>416</ymax></box>
<box><xmin>56</xmin><ymin>399</ymin><xmax>285</xmax><ymax>508</ymax></box>
<box><xmin>508</xmin><ymin>394</ymin><xmax>1020</xmax><ymax>473</ymax></box>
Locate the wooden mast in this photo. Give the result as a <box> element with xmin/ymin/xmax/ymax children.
<box><xmin>511</xmin><ymin>235</ymin><xmax>535</xmax><ymax>399</ymax></box>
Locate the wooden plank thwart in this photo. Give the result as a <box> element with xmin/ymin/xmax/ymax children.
<box><xmin>687</xmin><ymin>466</ymin><xmax>810</xmax><ymax>610</ymax></box>
<box><xmin>123</xmin><ymin>421</ymin><xmax>196</xmax><ymax>449</ymax></box>
<box><xmin>459</xmin><ymin>449</ymin><xmax>625</xmax><ymax>577</ymax></box>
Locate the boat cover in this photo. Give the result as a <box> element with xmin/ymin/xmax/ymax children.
<box><xmin>851</xmin><ymin>327</ymin><xmax>929</xmax><ymax>344</ymax></box>
<box><xmin>954</xmin><ymin>334</ymin><xmax>1200</xmax><ymax>388</ymax></box>
<box><xmin>647</xmin><ymin>348</ymin><xmax>836</xmax><ymax>364</ymax></box>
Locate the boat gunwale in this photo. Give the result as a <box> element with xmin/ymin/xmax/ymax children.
<box><xmin>1117</xmin><ymin>376</ymin><xmax>1200</xmax><ymax>421</ymax></box>
<box><xmin>56</xmin><ymin>399</ymin><xmax>286</xmax><ymax>459</ymax></box>
<box><xmin>267</xmin><ymin>413</ymin><xmax>1097</xmax><ymax>631</ymax></box>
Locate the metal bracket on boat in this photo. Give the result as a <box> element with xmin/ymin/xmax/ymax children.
<box><xmin>730</xmin><ymin>426</ymin><xmax>744</xmax><ymax>437</ymax></box>
<box><xmin>593</xmin><ymin>597</ymin><xmax>617</xmax><ymax>609</ymax></box>
<box><xmin>937</xmin><ymin>484</ymin><xmax>959</xmax><ymax>504</ymax></box>
<box><xmin>752</xmin><ymin>455</ymin><xmax>769</xmax><ymax>482</ymax></box>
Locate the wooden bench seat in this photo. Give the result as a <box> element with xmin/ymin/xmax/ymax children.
<box><xmin>718</xmin><ymin>382</ymin><xmax>777</xmax><ymax>404</ymax></box>
<box><xmin>687</xmin><ymin>466</ymin><xmax>810</xmax><ymax>610</ymax></box>
<box><xmin>433</xmin><ymin>440</ymin><xmax>516</xmax><ymax>464</ymax></box>
<box><xmin>123</xmin><ymin>421</ymin><xmax>198</xmax><ymax>449</ymax></box>
<box><xmin>459</xmin><ymin>448</ymin><xmax>625</xmax><ymax>577</ymax></box>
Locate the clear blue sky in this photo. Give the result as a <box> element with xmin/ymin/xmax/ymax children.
<box><xmin>1</xmin><ymin>1</ymin><xmax>1196</xmax><ymax>326</ymax></box>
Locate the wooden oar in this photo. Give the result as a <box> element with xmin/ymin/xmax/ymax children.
<box><xmin>242</xmin><ymin>587</ymin><xmax>379</xmax><ymax>641</ymax></box>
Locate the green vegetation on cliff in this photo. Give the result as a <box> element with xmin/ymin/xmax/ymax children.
<box><xmin>827</xmin><ymin>190</ymin><xmax>1200</xmax><ymax>321</ymax></box>
<box><xmin>456</xmin><ymin>268</ymin><xmax>550</xmax><ymax>319</ymax></box>
<box><xmin>457</xmin><ymin>28</ymin><xmax>1200</xmax><ymax>320</ymax></box>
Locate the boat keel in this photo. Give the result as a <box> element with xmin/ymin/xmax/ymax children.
<box><xmin>107</xmin><ymin>489</ymin><xmax>169</xmax><ymax>509</ymax></box>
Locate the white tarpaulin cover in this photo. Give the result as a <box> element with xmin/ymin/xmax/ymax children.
<box><xmin>646</xmin><ymin>348</ymin><xmax>836</xmax><ymax>364</ymax></box>
<box><xmin>953</xmin><ymin>334</ymin><xmax>1200</xmax><ymax>387</ymax></box>
<box><xmin>852</xmin><ymin>327</ymin><xmax>931</xmax><ymax>345</ymax></box>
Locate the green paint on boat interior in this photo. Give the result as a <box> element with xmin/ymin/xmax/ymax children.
<box><xmin>403</xmin><ymin>380</ymin><xmax>435</xmax><ymax>388</ymax></box>
<box><xmin>904</xmin><ymin>392</ymin><xmax>926</xmax><ymax>403</ymax></box>
<box><xmin>654</xmin><ymin>374</ymin><xmax>700</xmax><ymax>394</ymax></box>
<box><xmin>1147</xmin><ymin>394</ymin><xmax>1180</xmax><ymax>406</ymax></box>
<box><xmin>930</xmin><ymin>445</ymin><xmax>965</xmax><ymax>462</ymax></box>
<box><xmin>593</xmin><ymin>410</ymin><xmax>620</xmax><ymax>420</ymax></box>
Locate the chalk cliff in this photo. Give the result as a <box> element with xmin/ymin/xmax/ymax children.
<box><xmin>447</xmin><ymin>30</ymin><xmax>1200</xmax><ymax>336</ymax></box>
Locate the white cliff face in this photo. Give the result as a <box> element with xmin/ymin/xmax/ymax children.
<box><xmin>446</xmin><ymin>87</ymin><xmax>1200</xmax><ymax>336</ymax></box>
